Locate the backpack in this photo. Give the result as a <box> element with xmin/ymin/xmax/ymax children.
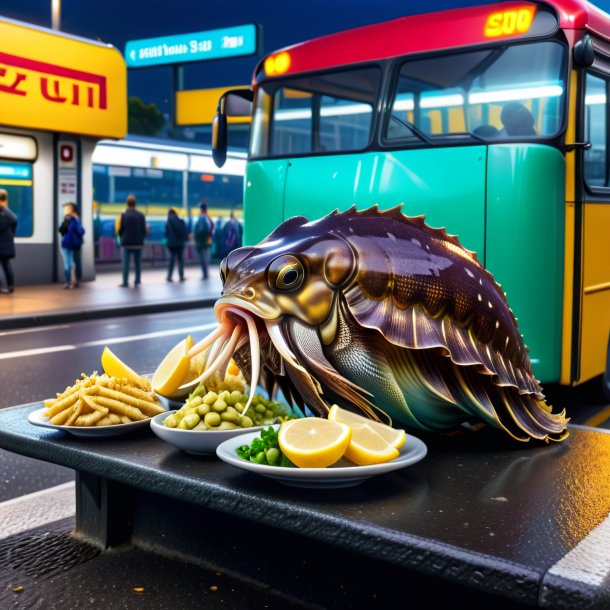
<box><xmin>194</xmin><ymin>215</ymin><xmax>212</xmax><ymax>246</ymax></box>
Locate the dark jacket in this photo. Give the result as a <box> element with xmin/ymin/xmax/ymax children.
<box><xmin>193</xmin><ymin>214</ymin><xmax>214</xmax><ymax>248</ymax></box>
<box><xmin>0</xmin><ymin>206</ymin><xmax>18</xmax><ymax>258</ymax></box>
<box><xmin>165</xmin><ymin>213</ymin><xmax>189</xmax><ymax>249</ymax></box>
<box><xmin>59</xmin><ymin>215</ymin><xmax>85</xmax><ymax>250</ymax></box>
<box><xmin>118</xmin><ymin>208</ymin><xmax>147</xmax><ymax>248</ymax></box>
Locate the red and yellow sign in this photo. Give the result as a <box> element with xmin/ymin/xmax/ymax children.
<box><xmin>0</xmin><ymin>18</ymin><xmax>127</xmax><ymax>138</ymax></box>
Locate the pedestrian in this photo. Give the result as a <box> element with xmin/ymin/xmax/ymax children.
<box><xmin>116</xmin><ymin>194</ymin><xmax>147</xmax><ymax>287</ymax></box>
<box><xmin>58</xmin><ymin>202</ymin><xmax>85</xmax><ymax>289</ymax></box>
<box><xmin>193</xmin><ymin>201</ymin><xmax>214</xmax><ymax>280</ymax></box>
<box><xmin>223</xmin><ymin>211</ymin><xmax>241</xmax><ymax>254</ymax></box>
<box><xmin>0</xmin><ymin>189</ymin><xmax>17</xmax><ymax>294</ymax></box>
<box><xmin>165</xmin><ymin>208</ymin><xmax>189</xmax><ymax>282</ymax></box>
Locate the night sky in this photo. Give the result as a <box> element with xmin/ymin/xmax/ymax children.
<box><xmin>4</xmin><ymin>0</ymin><xmax>610</xmax><ymax>119</ymax></box>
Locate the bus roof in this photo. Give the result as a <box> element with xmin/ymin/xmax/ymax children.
<box><xmin>255</xmin><ymin>0</ymin><xmax>610</xmax><ymax>82</ymax></box>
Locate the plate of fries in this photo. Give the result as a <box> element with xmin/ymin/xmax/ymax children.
<box><xmin>29</xmin><ymin>372</ymin><xmax>167</xmax><ymax>437</ymax></box>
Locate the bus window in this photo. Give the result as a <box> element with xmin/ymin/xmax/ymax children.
<box><xmin>0</xmin><ymin>161</ymin><xmax>33</xmax><ymax>237</ymax></box>
<box><xmin>385</xmin><ymin>41</ymin><xmax>566</xmax><ymax>143</ymax></box>
<box><xmin>251</xmin><ymin>68</ymin><xmax>381</xmax><ymax>158</ymax></box>
<box><xmin>584</xmin><ymin>72</ymin><xmax>607</xmax><ymax>188</ymax></box>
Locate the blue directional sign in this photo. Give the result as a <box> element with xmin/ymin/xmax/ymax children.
<box><xmin>125</xmin><ymin>24</ymin><xmax>257</xmax><ymax>68</ymax></box>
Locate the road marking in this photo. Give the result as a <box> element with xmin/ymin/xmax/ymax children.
<box><xmin>0</xmin><ymin>482</ymin><xmax>75</xmax><ymax>541</ymax></box>
<box><xmin>0</xmin><ymin>322</ymin><xmax>218</xmax><ymax>361</ymax></box>
<box><xmin>0</xmin><ymin>324</ymin><xmax>70</xmax><ymax>337</ymax></box>
<box><xmin>548</xmin><ymin>511</ymin><xmax>610</xmax><ymax>586</ymax></box>
<box><xmin>584</xmin><ymin>404</ymin><xmax>610</xmax><ymax>428</ymax></box>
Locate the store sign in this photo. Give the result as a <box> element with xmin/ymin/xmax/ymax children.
<box><xmin>125</xmin><ymin>24</ymin><xmax>257</xmax><ymax>68</ymax></box>
<box><xmin>176</xmin><ymin>86</ymin><xmax>251</xmax><ymax>125</ymax></box>
<box><xmin>0</xmin><ymin>18</ymin><xmax>127</xmax><ymax>139</ymax></box>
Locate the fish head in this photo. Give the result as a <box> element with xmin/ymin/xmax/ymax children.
<box><xmin>215</xmin><ymin>216</ymin><xmax>355</xmax><ymax>327</ymax></box>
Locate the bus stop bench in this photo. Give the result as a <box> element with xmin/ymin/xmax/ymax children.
<box><xmin>1</xmin><ymin>403</ymin><xmax>609</xmax><ymax>609</ymax></box>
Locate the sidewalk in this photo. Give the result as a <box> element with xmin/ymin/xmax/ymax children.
<box><xmin>0</xmin><ymin>264</ymin><xmax>224</xmax><ymax>330</ymax></box>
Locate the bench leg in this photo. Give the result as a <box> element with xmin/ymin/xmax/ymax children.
<box><xmin>75</xmin><ymin>471</ymin><xmax>132</xmax><ymax>549</ymax></box>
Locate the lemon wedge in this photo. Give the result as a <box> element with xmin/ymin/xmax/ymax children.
<box><xmin>101</xmin><ymin>347</ymin><xmax>144</xmax><ymax>385</ymax></box>
<box><xmin>328</xmin><ymin>404</ymin><xmax>406</xmax><ymax>450</ymax></box>
<box><xmin>278</xmin><ymin>418</ymin><xmax>351</xmax><ymax>468</ymax></box>
<box><xmin>152</xmin><ymin>337</ymin><xmax>192</xmax><ymax>397</ymax></box>
<box><xmin>342</xmin><ymin>423</ymin><xmax>400</xmax><ymax>466</ymax></box>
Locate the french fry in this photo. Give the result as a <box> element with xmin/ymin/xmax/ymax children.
<box><xmin>45</xmin><ymin>391</ymin><xmax>80</xmax><ymax>418</ymax></box>
<box><xmin>49</xmin><ymin>405</ymin><xmax>74</xmax><ymax>426</ymax></box>
<box><xmin>75</xmin><ymin>410</ymin><xmax>105</xmax><ymax>426</ymax></box>
<box><xmin>81</xmin><ymin>394</ymin><xmax>110</xmax><ymax>414</ymax></box>
<box><xmin>90</xmin><ymin>395</ymin><xmax>147</xmax><ymax>421</ymax></box>
<box><xmin>120</xmin><ymin>415</ymin><xmax>131</xmax><ymax>424</ymax></box>
<box><xmin>64</xmin><ymin>399</ymin><xmax>83</xmax><ymax>426</ymax></box>
<box><xmin>94</xmin><ymin>386</ymin><xmax>164</xmax><ymax>417</ymax></box>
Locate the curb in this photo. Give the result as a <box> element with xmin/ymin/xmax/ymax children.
<box><xmin>0</xmin><ymin>297</ymin><xmax>218</xmax><ymax>331</ymax></box>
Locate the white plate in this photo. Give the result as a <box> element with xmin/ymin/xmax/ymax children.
<box><xmin>150</xmin><ymin>410</ymin><xmax>265</xmax><ymax>455</ymax></box>
<box><xmin>216</xmin><ymin>427</ymin><xmax>428</xmax><ymax>488</ymax></box>
<box><xmin>28</xmin><ymin>407</ymin><xmax>158</xmax><ymax>437</ymax></box>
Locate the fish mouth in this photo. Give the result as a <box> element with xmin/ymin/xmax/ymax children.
<box><xmin>186</xmin><ymin>297</ymin><xmax>309</xmax><ymax>416</ymax></box>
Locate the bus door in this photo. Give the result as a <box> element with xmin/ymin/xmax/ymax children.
<box><xmin>574</xmin><ymin>60</ymin><xmax>610</xmax><ymax>388</ymax></box>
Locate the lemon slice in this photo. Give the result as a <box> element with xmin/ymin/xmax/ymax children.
<box><xmin>328</xmin><ymin>404</ymin><xmax>406</xmax><ymax>449</ymax></box>
<box><xmin>342</xmin><ymin>423</ymin><xmax>400</xmax><ymax>466</ymax></box>
<box><xmin>278</xmin><ymin>418</ymin><xmax>351</xmax><ymax>468</ymax></box>
<box><xmin>101</xmin><ymin>347</ymin><xmax>143</xmax><ymax>385</ymax></box>
<box><xmin>152</xmin><ymin>337</ymin><xmax>192</xmax><ymax>397</ymax></box>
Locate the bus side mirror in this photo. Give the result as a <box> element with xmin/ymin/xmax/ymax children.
<box><xmin>212</xmin><ymin>89</ymin><xmax>253</xmax><ymax>168</ymax></box>
<box><xmin>573</xmin><ymin>34</ymin><xmax>594</xmax><ymax>68</ymax></box>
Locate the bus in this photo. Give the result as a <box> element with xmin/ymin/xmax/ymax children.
<box><xmin>212</xmin><ymin>0</ymin><xmax>610</xmax><ymax>397</ymax></box>
<box><xmin>91</xmin><ymin>138</ymin><xmax>245</xmax><ymax>264</ymax></box>
<box><xmin>0</xmin><ymin>15</ymin><xmax>126</xmax><ymax>284</ymax></box>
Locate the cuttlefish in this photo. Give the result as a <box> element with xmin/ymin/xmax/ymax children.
<box><xmin>186</xmin><ymin>206</ymin><xmax>568</xmax><ymax>442</ymax></box>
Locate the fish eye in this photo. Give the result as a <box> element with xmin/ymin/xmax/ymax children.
<box><xmin>267</xmin><ymin>255</ymin><xmax>304</xmax><ymax>292</ymax></box>
<box><xmin>219</xmin><ymin>258</ymin><xmax>228</xmax><ymax>285</ymax></box>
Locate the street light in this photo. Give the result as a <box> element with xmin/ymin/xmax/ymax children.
<box><xmin>52</xmin><ymin>0</ymin><xmax>61</xmax><ymax>30</ymax></box>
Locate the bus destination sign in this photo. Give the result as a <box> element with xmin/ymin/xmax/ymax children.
<box><xmin>125</xmin><ymin>24</ymin><xmax>257</xmax><ymax>68</ymax></box>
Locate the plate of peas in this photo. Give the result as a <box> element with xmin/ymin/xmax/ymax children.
<box><xmin>149</xmin><ymin>384</ymin><xmax>300</xmax><ymax>455</ymax></box>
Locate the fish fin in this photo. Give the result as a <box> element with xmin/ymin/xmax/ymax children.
<box><xmin>345</xmin><ymin>288</ymin><xmax>542</xmax><ymax>398</ymax></box>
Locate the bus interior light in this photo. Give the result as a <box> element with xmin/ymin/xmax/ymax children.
<box><xmin>469</xmin><ymin>84</ymin><xmax>563</xmax><ymax>104</ymax></box>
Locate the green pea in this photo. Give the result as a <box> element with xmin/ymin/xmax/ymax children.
<box><xmin>218</xmin><ymin>421</ymin><xmax>238</xmax><ymax>430</ymax></box>
<box><xmin>212</xmin><ymin>400</ymin><xmax>227</xmax><ymax>412</ymax></box>
<box><xmin>179</xmin><ymin>412</ymin><xmax>200</xmax><ymax>430</ymax></box>
<box><xmin>203</xmin><ymin>392</ymin><xmax>218</xmax><ymax>405</ymax></box>
<box><xmin>266</xmin><ymin>448</ymin><xmax>280</xmax><ymax>465</ymax></box>
<box><xmin>218</xmin><ymin>390</ymin><xmax>230</xmax><ymax>402</ymax></box>
<box><xmin>255</xmin><ymin>404</ymin><xmax>266</xmax><ymax>414</ymax></box>
<box><xmin>235</xmin><ymin>402</ymin><xmax>244</xmax><ymax>413</ymax></box>
<box><xmin>189</xmin><ymin>396</ymin><xmax>203</xmax><ymax>408</ymax></box>
<box><xmin>164</xmin><ymin>414</ymin><xmax>179</xmax><ymax>428</ymax></box>
<box><xmin>204</xmin><ymin>412</ymin><xmax>221</xmax><ymax>427</ymax></box>
<box><xmin>254</xmin><ymin>451</ymin><xmax>267</xmax><ymax>465</ymax></box>
<box><xmin>194</xmin><ymin>422</ymin><xmax>208</xmax><ymax>430</ymax></box>
<box><xmin>240</xmin><ymin>415</ymin><xmax>253</xmax><ymax>428</ymax></box>
<box><xmin>197</xmin><ymin>404</ymin><xmax>210</xmax><ymax>416</ymax></box>
<box><xmin>221</xmin><ymin>408</ymin><xmax>239</xmax><ymax>424</ymax></box>
<box><xmin>265</xmin><ymin>410</ymin><xmax>274</xmax><ymax>419</ymax></box>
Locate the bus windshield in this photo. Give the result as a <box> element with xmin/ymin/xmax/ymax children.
<box><xmin>250</xmin><ymin>40</ymin><xmax>566</xmax><ymax>159</ymax></box>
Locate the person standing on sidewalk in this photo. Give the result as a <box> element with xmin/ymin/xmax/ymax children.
<box><xmin>164</xmin><ymin>208</ymin><xmax>189</xmax><ymax>282</ymax></box>
<box><xmin>58</xmin><ymin>202</ymin><xmax>85</xmax><ymax>289</ymax></box>
<box><xmin>193</xmin><ymin>201</ymin><xmax>214</xmax><ymax>280</ymax></box>
<box><xmin>0</xmin><ymin>189</ymin><xmax>17</xmax><ymax>294</ymax></box>
<box><xmin>116</xmin><ymin>194</ymin><xmax>147</xmax><ymax>287</ymax></box>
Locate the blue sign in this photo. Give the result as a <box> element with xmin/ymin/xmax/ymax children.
<box><xmin>0</xmin><ymin>163</ymin><xmax>32</xmax><ymax>179</ymax></box>
<box><xmin>125</xmin><ymin>24</ymin><xmax>257</xmax><ymax>68</ymax></box>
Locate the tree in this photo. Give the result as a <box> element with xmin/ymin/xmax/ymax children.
<box><xmin>128</xmin><ymin>97</ymin><xmax>165</xmax><ymax>136</ymax></box>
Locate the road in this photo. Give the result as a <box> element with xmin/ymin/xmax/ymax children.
<box><xmin>0</xmin><ymin>307</ymin><xmax>608</xmax><ymax>504</ymax></box>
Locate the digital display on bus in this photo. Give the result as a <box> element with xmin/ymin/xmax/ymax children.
<box><xmin>483</xmin><ymin>4</ymin><xmax>558</xmax><ymax>39</ymax></box>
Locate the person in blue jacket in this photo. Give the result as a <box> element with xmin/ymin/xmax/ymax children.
<box><xmin>164</xmin><ymin>208</ymin><xmax>189</xmax><ymax>282</ymax></box>
<box><xmin>58</xmin><ymin>202</ymin><xmax>85</xmax><ymax>289</ymax></box>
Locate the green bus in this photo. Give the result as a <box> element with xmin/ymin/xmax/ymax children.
<box><xmin>212</xmin><ymin>0</ymin><xmax>610</xmax><ymax>397</ymax></box>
